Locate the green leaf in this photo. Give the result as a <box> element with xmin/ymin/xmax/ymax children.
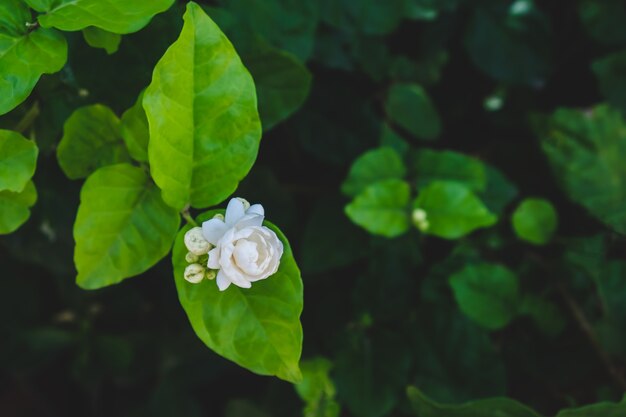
<box><xmin>342</xmin><ymin>147</ymin><xmax>406</xmax><ymax>197</ymax></box>
<box><xmin>407</xmin><ymin>387</ymin><xmax>543</xmax><ymax>417</ymax></box>
<box><xmin>334</xmin><ymin>329</ymin><xmax>412</xmax><ymax>417</ymax></box>
<box><xmin>173</xmin><ymin>211</ymin><xmax>303</xmax><ymax>383</ymax></box>
<box><xmin>412</xmin><ymin>181</ymin><xmax>497</xmax><ymax>239</ymax></box>
<box><xmin>578</xmin><ymin>0</ymin><xmax>626</xmax><ymax>46</ymax></box>
<box><xmin>224</xmin><ymin>0</ymin><xmax>319</xmax><ymax>61</ymax></box>
<box><xmin>385</xmin><ymin>83</ymin><xmax>441</xmax><ymax>140</ymax></box>
<box><xmin>512</xmin><ymin>198</ymin><xmax>558</xmax><ymax>245</ymax></box>
<box><xmin>0</xmin><ymin>0</ymin><xmax>67</xmax><ymax>115</ymax></box>
<box><xmin>592</xmin><ymin>50</ymin><xmax>626</xmax><ymax>114</ymax></box>
<box><xmin>345</xmin><ymin>179</ymin><xmax>410</xmax><ymax>238</ymax></box>
<box><xmin>0</xmin><ymin>181</ymin><xmax>37</xmax><ymax>235</ymax></box>
<box><xmin>82</xmin><ymin>27</ymin><xmax>121</xmax><ymax>54</ymax></box>
<box><xmin>449</xmin><ymin>263</ymin><xmax>520</xmax><ymax>330</ymax></box>
<box><xmin>57</xmin><ymin>104</ymin><xmax>132</xmax><ymax>180</ymax></box>
<box><xmin>379</xmin><ymin>124</ymin><xmax>409</xmax><ymax>156</ymax></box>
<box><xmin>539</xmin><ymin>105</ymin><xmax>626</xmax><ymax>234</ymax></box>
<box><xmin>120</xmin><ymin>91</ymin><xmax>149</xmax><ymax>163</ymax></box>
<box><xmin>295</xmin><ymin>357</ymin><xmax>341</xmax><ymax>417</ymax></box>
<box><xmin>519</xmin><ymin>294</ymin><xmax>566</xmax><ymax>337</ymax></box>
<box><xmin>412</xmin><ymin>149</ymin><xmax>487</xmax><ymax>192</ymax></box>
<box><xmin>74</xmin><ymin>164</ymin><xmax>180</xmax><ymax>289</ymax></box>
<box><xmin>480</xmin><ymin>165</ymin><xmax>519</xmax><ymax>216</ymax></box>
<box><xmin>144</xmin><ymin>2</ymin><xmax>262</xmax><ymax>210</ymax></box>
<box><xmin>245</xmin><ymin>42</ymin><xmax>312</xmax><ymax>131</ymax></box>
<box><xmin>0</xmin><ymin>129</ymin><xmax>38</xmax><ymax>192</ymax></box>
<box><xmin>557</xmin><ymin>398</ymin><xmax>626</xmax><ymax>417</ymax></box>
<box><xmin>464</xmin><ymin>3</ymin><xmax>553</xmax><ymax>84</ymax></box>
<box><xmin>28</xmin><ymin>0</ymin><xmax>175</xmax><ymax>34</ymax></box>
<box><xmin>320</xmin><ymin>0</ymin><xmax>405</xmax><ymax>36</ymax></box>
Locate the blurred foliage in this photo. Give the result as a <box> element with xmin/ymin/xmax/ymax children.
<box><xmin>3</xmin><ymin>0</ymin><xmax>626</xmax><ymax>416</ymax></box>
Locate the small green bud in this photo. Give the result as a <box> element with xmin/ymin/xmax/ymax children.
<box><xmin>236</xmin><ymin>197</ymin><xmax>251</xmax><ymax>210</ymax></box>
<box><xmin>205</xmin><ymin>269</ymin><xmax>217</xmax><ymax>280</ymax></box>
<box><xmin>213</xmin><ymin>213</ymin><xmax>225</xmax><ymax>221</ymax></box>
<box><xmin>412</xmin><ymin>208</ymin><xmax>430</xmax><ymax>231</ymax></box>
<box><xmin>185</xmin><ymin>252</ymin><xmax>199</xmax><ymax>263</ymax></box>
<box><xmin>184</xmin><ymin>227</ymin><xmax>212</xmax><ymax>255</ymax></box>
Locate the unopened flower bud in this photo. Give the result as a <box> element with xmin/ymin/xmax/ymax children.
<box><xmin>185</xmin><ymin>252</ymin><xmax>199</xmax><ymax>263</ymax></box>
<box><xmin>236</xmin><ymin>197</ymin><xmax>251</xmax><ymax>211</ymax></box>
<box><xmin>184</xmin><ymin>263</ymin><xmax>206</xmax><ymax>284</ymax></box>
<box><xmin>213</xmin><ymin>213</ymin><xmax>225</xmax><ymax>221</ymax></box>
<box><xmin>205</xmin><ymin>269</ymin><xmax>217</xmax><ymax>280</ymax></box>
<box><xmin>412</xmin><ymin>208</ymin><xmax>430</xmax><ymax>231</ymax></box>
<box><xmin>184</xmin><ymin>227</ymin><xmax>212</xmax><ymax>255</ymax></box>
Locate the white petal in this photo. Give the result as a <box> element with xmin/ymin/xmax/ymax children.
<box><xmin>247</xmin><ymin>204</ymin><xmax>264</xmax><ymax>217</ymax></box>
<box><xmin>235</xmin><ymin>214</ymin><xmax>264</xmax><ymax>229</ymax></box>
<box><xmin>207</xmin><ymin>247</ymin><xmax>220</xmax><ymax>269</ymax></box>
<box><xmin>216</xmin><ymin>269</ymin><xmax>231</xmax><ymax>291</ymax></box>
<box><xmin>225</xmin><ymin>198</ymin><xmax>246</xmax><ymax>226</ymax></box>
<box><xmin>202</xmin><ymin>219</ymin><xmax>228</xmax><ymax>245</ymax></box>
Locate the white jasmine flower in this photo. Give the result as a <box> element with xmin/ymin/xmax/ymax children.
<box><xmin>184</xmin><ymin>227</ymin><xmax>212</xmax><ymax>255</ymax></box>
<box><xmin>201</xmin><ymin>198</ymin><xmax>283</xmax><ymax>291</ymax></box>
<box><xmin>184</xmin><ymin>263</ymin><xmax>206</xmax><ymax>283</ymax></box>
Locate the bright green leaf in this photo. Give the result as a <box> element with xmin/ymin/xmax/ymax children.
<box><xmin>345</xmin><ymin>179</ymin><xmax>410</xmax><ymax>238</ymax></box>
<box><xmin>407</xmin><ymin>387</ymin><xmax>543</xmax><ymax>417</ymax></box>
<box><xmin>57</xmin><ymin>104</ymin><xmax>131</xmax><ymax>180</ymax></box>
<box><xmin>342</xmin><ymin>147</ymin><xmax>406</xmax><ymax>197</ymax></box>
<box><xmin>412</xmin><ymin>149</ymin><xmax>487</xmax><ymax>192</ymax></box>
<box><xmin>449</xmin><ymin>263</ymin><xmax>520</xmax><ymax>330</ymax></box>
<box><xmin>82</xmin><ymin>27</ymin><xmax>121</xmax><ymax>54</ymax></box>
<box><xmin>295</xmin><ymin>357</ymin><xmax>341</xmax><ymax>417</ymax></box>
<box><xmin>29</xmin><ymin>0</ymin><xmax>175</xmax><ymax>34</ymax></box>
<box><xmin>385</xmin><ymin>83</ymin><xmax>441</xmax><ymax>140</ymax></box>
<box><xmin>0</xmin><ymin>129</ymin><xmax>38</xmax><ymax>192</ymax></box>
<box><xmin>74</xmin><ymin>164</ymin><xmax>180</xmax><ymax>289</ymax></box>
<box><xmin>413</xmin><ymin>181</ymin><xmax>497</xmax><ymax>239</ymax></box>
<box><xmin>0</xmin><ymin>0</ymin><xmax>67</xmax><ymax>115</ymax></box>
<box><xmin>245</xmin><ymin>42</ymin><xmax>312</xmax><ymax>131</ymax></box>
<box><xmin>173</xmin><ymin>211</ymin><xmax>303</xmax><ymax>383</ymax></box>
<box><xmin>144</xmin><ymin>2</ymin><xmax>262</xmax><ymax>210</ymax></box>
<box><xmin>0</xmin><ymin>181</ymin><xmax>37</xmax><ymax>235</ymax></box>
<box><xmin>512</xmin><ymin>198</ymin><xmax>558</xmax><ymax>245</ymax></box>
<box><xmin>120</xmin><ymin>91</ymin><xmax>149</xmax><ymax>163</ymax></box>
<box><xmin>539</xmin><ymin>105</ymin><xmax>626</xmax><ymax>234</ymax></box>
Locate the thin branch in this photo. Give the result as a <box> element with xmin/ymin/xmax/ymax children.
<box><xmin>558</xmin><ymin>283</ymin><xmax>626</xmax><ymax>392</ymax></box>
<box><xmin>181</xmin><ymin>206</ymin><xmax>198</xmax><ymax>227</ymax></box>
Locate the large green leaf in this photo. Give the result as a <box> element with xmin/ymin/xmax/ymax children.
<box><xmin>345</xmin><ymin>179</ymin><xmax>410</xmax><ymax>238</ymax></box>
<box><xmin>464</xmin><ymin>2</ymin><xmax>552</xmax><ymax>84</ymax></box>
<box><xmin>0</xmin><ymin>129</ymin><xmax>38</xmax><ymax>192</ymax></box>
<box><xmin>295</xmin><ymin>357</ymin><xmax>341</xmax><ymax>417</ymax></box>
<box><xmin>245</xmin><ymin>42</ymin><xmax>312</xmax><ymax>131</ymax></box>
<box><xmin>173</xmin><ymin>211</ymin><xmax>303</xmax><ymax>383</ymax></box>
<box><xmin>82</xmin><ymin>27</ymin><xmax>121</xmax><ymax>55</ymax></box>
<box><xmin>412</xmin><ymin>181</ymin><xmax>497</xmax><ymax>239</ymax></box>
<box><xmin>449</xmin><ymin>263</ymin><xmax>520</xmax><ymax>330</ymax></box>
<box><xmin>74</xmin><ymin>164</ymin><xmax>180</xmax><ymax>289</ymax></box>
<box><xmin>539</xmin><ymin>105</ymin><xmax>626</xmax><ymax>234</ymax></box>
<box><xmin>0</xmin><ymin>181</ymin><xmax>37</xmax><ymax>234</ymax></box>
<box><xmin>384</xmin><ymin>83</ymin><xmax>441</xmax><ymax>140</ymax></box>
<box><xmin>511</xmin><ymin>198</ymin><xmax>558</xmax><ymax>245</ymax></box>
<box><xmin>144</xmin><ymin>2</ymin><xmax>262</xmax><ymax>210</ymax></box>
<box><xmin>412</xmin><ymin>149</ymin><xmax>487</xmax><ymax>192</ymax></box>
<box><xmin>0</xmin><ymin>0</ymin><xmax>67</xmax><ymax>115</ymax></box>
<box><xmin>342</xmin><ymin>147</ymin><xmax>406</xmax><ymax>197</ymax></box>
<box><xmin>334</xmin><ymin>329</ymin><xmax>412</xmax><ymax>417</ymax></box>
<box><xmin>120</xmin><ymin>91</ymin><xmax>149</xmax><ymax>163</ymax></box>
<box><xmin>57</xmin><ymin>104</ymin><xmax>131</xmax><ymax>180</ymax></box>
<box><xmin>407</xmin><ymin>387</ymin><xmax>543</xmax><ymax>417</ymax></box>
<box><xmin>222</xmin><ymin>0</ymin><xmax>319</xmax><ymax>61</ymax></box>
<box><xmin>28</xmin><ymin>0</ymin><xmax>175</xmax><ymax>34</ymax></box>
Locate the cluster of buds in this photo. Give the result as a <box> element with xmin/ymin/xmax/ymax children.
<box><xmin>412</xmin><ymin>208</ymin><xmax>430</xmax><ymax>232</ymax></box>
<box><xmin>182</xmin><ymin>217</ymin><xmax>222</xmax><ymax>283</ymax></box>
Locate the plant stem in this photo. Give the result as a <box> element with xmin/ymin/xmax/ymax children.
<box><xmin>558</xmin><ymin>283</ymin><xmax>626</xmax><ymax>391</ymax></box>
<box><xmin>181</xmin><ymin>207</ymin><xmax>198</xmax><ymax>227</ymax></box>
